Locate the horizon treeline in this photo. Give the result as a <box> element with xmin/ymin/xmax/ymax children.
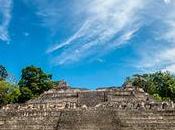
<box><xmin>1</xmin><ymin>64</ymin><xmax>175</xmax><ymax>107</ymax></box>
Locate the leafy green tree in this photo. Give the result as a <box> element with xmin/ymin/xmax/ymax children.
<box><xmin>153</xmin><ymin>94</ymin><xmax>162</xmax><ymax>101</ymax></box>
<box><xmin>0</xmin><ymin>81</ymin><xmax>9</xmax><ymax>106</ymax></box>
<box><xmin>125</xmin><ymin>71</ymin><xmax>175</xmax><ymax>101</ymax></box>
<box><xmin>18</xmin><ymin>87</ymin><xmax>33</xmax><ymax>103</ymax></box>
<box><xmin>0</xmin><ymin>65</ymin><xmax>8</xmax><ymax>81</ymax></box>
<box><xmin>18</xmin><ymin>65</ymin><xmax>54</xmax><ymax>102</ymax></box>
<box><xmin>0</xmin><ymin>81</ymin><xmax>20</xmax><ymax>107</ymax></box>
<box><xmin>7</xmin><ymin>87</ymin><xmax>21</xmax><ymax>103</ymax></box>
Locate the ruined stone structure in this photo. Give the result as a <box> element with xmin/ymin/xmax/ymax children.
<box><xmin>1</xmin><ymin>81</ymin><xmax>175</xmax><ymax>130</ymax></box>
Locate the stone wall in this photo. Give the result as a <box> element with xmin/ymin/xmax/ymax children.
<box><xmin>1</xmin><ymin>85</ymin><xmax>175</xmax><ymax>130</ymax></box>
<box><xmin>77</xmin><ymin>91</ymin><xmax>107</xmax><ymax>107</ymax></box>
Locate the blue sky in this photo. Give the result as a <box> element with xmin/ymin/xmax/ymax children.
<box><xmin>0</xmin><ymin>0</ymin><xmax>175</xmax><ymax>89</ymax></box>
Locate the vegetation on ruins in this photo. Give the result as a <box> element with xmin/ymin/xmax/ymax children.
<box><xmin>1</xmin><ymin>64</ymin><xmax>175</xmax><ymax>107</ymax></box>
<box><xmin>125</xmin><ymin>71</ymin><xmax>175</xmax><ymax>101</ymax></box>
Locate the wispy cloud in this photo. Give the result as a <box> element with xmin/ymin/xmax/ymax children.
<box><xmin>30</xmin><ymin>0</ymin><xmax>175</xmax><ymax>70</ymax></box>
<box><xmin>164</xmin><ymin>0</ymin><xmax>171</xmax><ymax>4</ymax></box>
<box><xmin>46</xmin><ymin>20</ymin><xmax>90</xmax><ymax>53</ymax></box>
<box><xmin>23</xmin><ymin>0</ymin><xmax>61</xmax><ymax>34</ymax></box>
<box><xmin>0</xmin><ymin>0</ymin><xmax>12</xmax><ymax>43</ymax></box>
<box><xmin>137</xmin><ymin>0</ymin><xmax>175</xmax><ymax>73</ymax></box>
<box><xmin>47</xmin><ymin>0</ymin><xmax>146</xmax><ymax>65</ymax></box>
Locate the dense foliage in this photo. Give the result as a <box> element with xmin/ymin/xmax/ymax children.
<box><xmin>0</xmin><ymin>79</ymin><xmax>20</xmax><ymax>107</ymax></box>
<box><xmin>125</xmin><ymin>71</ymin><xmax>175</xmax><ymax>101</ymax></box>
<box><xmin>0</xmin><ymin>65</ymin><xmax>55</xmax><ymax>106</ymax></box>
<box><xmin>18</xmin><ymin>66</ymin><xmax>54</xmax><ymax>103</ymax></box>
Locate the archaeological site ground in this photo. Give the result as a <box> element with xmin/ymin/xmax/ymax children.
<box><xmin>1</xmin><ymin>81</ymin><xmax>175</xmax><ymax>130</ymax></box>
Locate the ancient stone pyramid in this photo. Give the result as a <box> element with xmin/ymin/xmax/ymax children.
<box><xmin>1</xmin><ymin>81</ymin><xmax>175</xmax><ymax>130</ymax></box>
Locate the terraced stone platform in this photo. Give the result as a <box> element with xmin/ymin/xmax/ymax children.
<box><xmin>0</xmin><ymin>82</ymin><xmax>175</xmax><ymax>130</ymax></box>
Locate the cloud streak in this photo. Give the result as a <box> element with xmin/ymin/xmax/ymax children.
<box><xmin>48</xmin><ymin>0</ymin><xmax>145</xmax><ymax>65</ymax></box>
<box><xmin>137</xmin><ymin>0</ymin><xmax>175</xmax><ymax>73</ymax></box>
<box><xmin>0</xmin><ymin>0</ymin><xmax>12</xmax><ymax>43</ymax></box>
<box><xmin>35</xmin><ymin>0</ymin><xmax>175</xmax><ymax>71</ymax></box>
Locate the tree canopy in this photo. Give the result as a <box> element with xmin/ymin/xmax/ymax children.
<box><xmin>125</xmin><ymin>71</ymin><xmax>175</xmax><ymax>101</ymax></box>
<box><xmin>0</xmin><ymin>65</ymin><xmax>56</xmax><ymax>106</ymax></box>
<box><xmin>0</xmin><ymin>81</ymin><xmax>20</xmax><ymax>107</ymax></box>
<box><xmin>18</xmin><ymin>65</ymin><xmax>54</xmax><ymax>102</ymax></box>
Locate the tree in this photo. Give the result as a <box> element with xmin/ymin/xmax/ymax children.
<box><xmin>18</xmin><ymin>87</ymin><xmax>33</xmax><ymax>103</ymax></box>
<box><xmin>0</xmin><ymin>65</ymin><xmax>8</xmax><ymax>81</ymax></box>
<box><xmin>125</xmin><ymin>71</ymin><xmax>175</xmax><ymax>101</ymax></box>
<box><xmin>0</xmin><ymin>81</ymin><xmax>9</xmax><ymax>106</ymax></box>
<box><xmin>0</xmin><ymin>81</ymin><xmax>20</xmax><ymax>107</ymax></box>
<box><xmin>18</xmin><ymin>65</ymin><xmax>54</xmax><ymax>102</ymax></box>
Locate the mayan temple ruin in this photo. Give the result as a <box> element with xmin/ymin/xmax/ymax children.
<box><xmin>1</xmin><ymin>81</ymin><xmax>175</xmax><ymax>130</ymax></box>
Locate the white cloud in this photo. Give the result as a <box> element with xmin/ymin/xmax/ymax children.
<box><xmin>48</xmin><ymin>0</ymin><xmax>146</xmax><ymax>65</ymax></box>
<box><xmin>140</xmin><ymin>46</ymin><xmax>175</xmax><ymax>73</ymax></box>
<box><xmin>164</xmin><ymin>0</ymin><xmax>171</xmax><ymax>4</ymax></box>
<box><xmin>23</xmin><ymin>0</ymin><xmax>61</xmax><ymax>34</ymax></box>
<box><xmin>0</xmin><ymin>0</ymin><xmax>12</xmax><ymax>43</ymax></box>
<box><xmin>24</xmin><ymin>32</ymin><xmax>29</xmax><ymax>37</ymax></box>
<box><xmin>162</xmin><ymin>64</ymin><xmax>175</xmax><ymax>72</ymax></box>
<box><xmin>47</xmin><ymin>20</ymin><xmax>90</xmax><ymax>53</ymax></box>
<box><xmin>32</xmin><ymin>0</ymin><xmax>175</xmax><ymax>69</ymax></box>
<box><xmin>137</xmin><ymin>1</ymin><xmax>175</xmax><ymax>73</ymax></box>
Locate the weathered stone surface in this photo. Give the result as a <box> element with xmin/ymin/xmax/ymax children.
<box><xmin>1</xmin><ymin>84</ymin><xmax>175</xmax><ymax>130</ymax></box>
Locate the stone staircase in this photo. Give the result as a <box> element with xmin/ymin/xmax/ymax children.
<box><xmin>118</xmin><ymin>110</ymin><xmax>175</xmax><ymax>130</ymax></box>
<box><xmin>1</xmin><ymin>83</ymin><xmax>175</xmax><ymax>130</ymax></box>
